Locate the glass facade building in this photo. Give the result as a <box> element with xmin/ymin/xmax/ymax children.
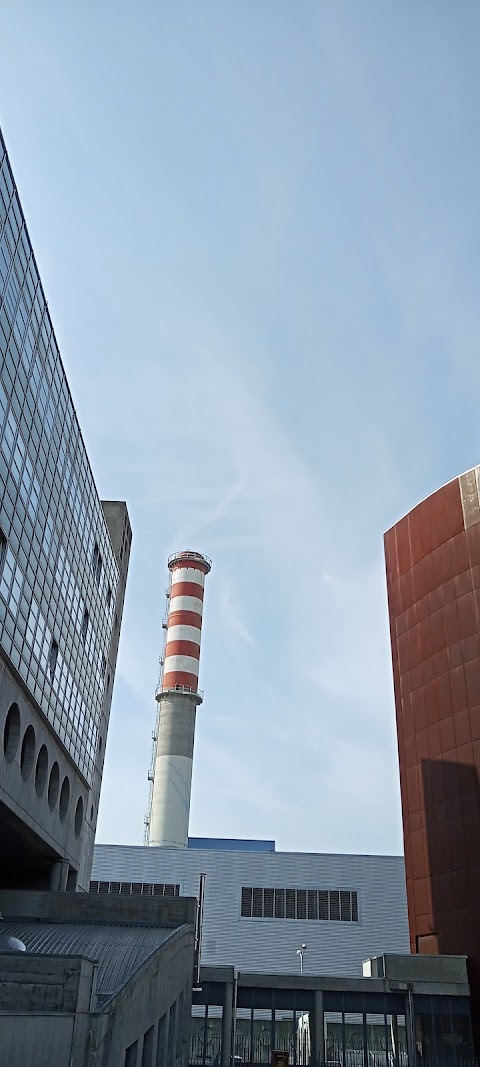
<box><xmin>0</xmin><ymin>126</ymin><xmax>131</xmax><ymax>891</ymax></box>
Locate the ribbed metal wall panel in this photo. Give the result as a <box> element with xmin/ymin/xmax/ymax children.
<box><xmin>92</xmin><ymin>846</ymin><xmax>409</xmax><ymax>978</ymax></box>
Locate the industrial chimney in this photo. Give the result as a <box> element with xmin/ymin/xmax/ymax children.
<box><xmin>145</xmin><ymin>550</ymin><xmax>211</xmax><ymax>848</ymax></box>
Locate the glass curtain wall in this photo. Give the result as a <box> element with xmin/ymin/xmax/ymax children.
<box><xmin>190</xmin><ymin>989</ymin><xmax>473</xmax><ymax>1067</ymax></box>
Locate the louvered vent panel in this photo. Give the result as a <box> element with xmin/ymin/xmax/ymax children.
<box><xmin>241</xmin><ymin>887</ymin><xmax>252</xmax><ymax>917</ymax></box>
<box><xmin>239</xmin><ymin>886</ymin><xmax>359</xmax><ymax>922</ymax></box>
<box><xmin>318</xmin><ymin>891</ymin><xmax>329</xmax><ymax>920</ymax></box>
<box><xmin>89</xmin><ymin>880</ymin><xmax>180</xmax><ymax>897</ymax></box>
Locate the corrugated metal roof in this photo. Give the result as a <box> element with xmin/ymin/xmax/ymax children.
<box><xmin>0</xmin><ymin>920</ymin><xmax>177</xmax><ymax>999</ymax></box>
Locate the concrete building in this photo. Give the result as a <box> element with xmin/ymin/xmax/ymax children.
<box><xmin>146</xmin><ymin>551</ymin><xmax>211</xmax><ymax>848</ymax></box>
<box><xmin>0</xmin><ymin>890</ymin><xmax>474</xmax><ymax>1067</ymax></box>
<box><xmin>92</xmin><ymin>842</ymin><xmax>410</xmax><ymax>978</ymax></box>
<box><xmin>0</xmin><ymin>889</ymin><xmax>195</xmax><ymax>1067</ymax></box>
<box><xmin>385</xmin><ymin>468</ymin><xmax>480</xmax><ymax>1051</ymax></box>
<box><xmin>0</xmin><ymin>126</ymin><xmax>131</xmax><ymax>891</ymax></box>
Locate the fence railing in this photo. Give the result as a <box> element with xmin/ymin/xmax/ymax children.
<box><xmin>189</xmin><ymin>1030</ymin><xmax>479</xmax><ymax>1067</ymax></box>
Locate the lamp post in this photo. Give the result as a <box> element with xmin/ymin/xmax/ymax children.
<box><xmin>297</xmin><ymin>946</ymin><xmax>307</xmax><ymax>1066</ymax></box>
<box><xmin>296</xmin><ymin>943</ymin><xmax>306</xmax><ymax>976</ymax></box>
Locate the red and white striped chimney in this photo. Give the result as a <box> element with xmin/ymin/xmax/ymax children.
<box><xmin>162</xmin><ymin>552</ymin><xmax>210</xmax><ymax>693</ymax></box>
<box><xmin>147</xmin><ymin>551</ymin><xmax>211</xmax><ymax>847</ymax></box>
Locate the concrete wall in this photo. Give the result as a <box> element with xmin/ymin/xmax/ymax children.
<box><xmin>0</xmin><ymin>659</ymin><xmax>90</xmax><ymax>889</ymax></box>
<box><xmin>93</xmin><ymin>844</ymin><xmax>410</xmax><ymax>978</ymax></box>
<box><xmin>0</xmin><ymin>1016</ymin><xmax>76</xmax><ymax>1067</ymax></box>
<box><xmin>0</xmin><ymin>952</ymin><xmax>94</xmax><ymax>1067</ymax></box>
<box><xmin>0</xmin><ymin>952</ymin><xmax>95</xmax><ymax>1012</ymax></box>
<box><xmin>92</xmin><ymin>925</ymin><xmax>194</xmax><ymax>1067</ymax></box>
<box><xmin>0</xmin><ymin>926</ymin><xmax>194</xmax><ymax>1067</ymax></box>
<box><xmin>0</xmin><ymin>887</ymin><xmax>197</xmax><ymax>927</ymax></box>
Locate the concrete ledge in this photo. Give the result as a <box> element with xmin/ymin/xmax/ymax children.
<box><xmin>0</xmin><ymin>890</ymin><xmax>197</xmax><ymax>927</ymax></box>
<box><xmin>365</xmin><ymin>952</ymin><xmax>469</xmax><ymax>985</ymax></box>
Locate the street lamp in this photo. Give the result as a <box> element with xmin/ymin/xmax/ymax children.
<box><xmin>296</xmin><ymin>943</ymin><xmax>306</xmax><ymax>975</ymax></box>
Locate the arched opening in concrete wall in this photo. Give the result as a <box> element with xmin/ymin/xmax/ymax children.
<box><xmin>20</xmin><ymin>724</ymin><xmax>36</xmax><ymax>780</ymax></box>
<box><xmin>59</xmin><ymin>776</ymin><xmax>70</xmax><ymax>821</ymax></box>
<box><xmin>3</xmin><ymin>703</ymin><xmax>20</xmax><ymax>763</ymax></box>
<box><xmin>75</xmin><ymin>796</ymin><xmax>84</xmax><ymax>837</ymax></box>
<box><xmin>48</xmin><ymin>761</ymin><xmax>60</xmax><ymax>810</ymax></box>
<box><xmin>35</xmin><ymin>744</ymin><xmax>48</xmax><ymax>797</ymax></box>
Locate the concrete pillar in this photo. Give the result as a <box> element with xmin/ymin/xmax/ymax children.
<box><xmin>67</xmin><ymin>866</ymin><xmax>78</xmax><ymax>891</ymax></box>
<box><xmin>221</xmin><ymin>981</ymin><xmax>234</xmax><ymax>1066</ymax></box>
<box><xmin>49</xmin><ymin>859</ymin><xmax>69</xmax><ymax>891</ymax></box>
<box><xmin>405</xmin><ymin>987</ymin><xmax>416</xmax><ymax>1067</ymax></box>
<box><xmin>310</xmin><ymin>991</ymin><xmax>325</xmax><ymax>1067</ymax></box>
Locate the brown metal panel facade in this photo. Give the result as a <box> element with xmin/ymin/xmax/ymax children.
<box><xmin>385</xmin><ymin>469</ymin><xmax>480</xmax><ymax>1048</ymax></box>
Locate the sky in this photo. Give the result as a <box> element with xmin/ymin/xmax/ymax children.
<box><xmin>2</xmin><ymin>1</ymin><xmax>480</xmax><ymax>855</ymax></box>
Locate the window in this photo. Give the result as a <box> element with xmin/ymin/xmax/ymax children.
<box><xmin>92</xmin><ymin>541</ymin><xmax>102</xmax><ymax>585</ymax></box>
<box><xmin>125</xmin><ymin>1040</ymin><xmax>138</xmax><ymax>1067</ymax></box>
<box><xmin>0</xmin><ymin>527</ymin><xmax>6</xmax><ymax>576</ymax></box>
<box><xmin>175</xmin><ymin>991</ymin><xmax>184</xmax><ymax>1060</ymax></box>
<box><xmin>156</xmin><ymin>1015</ymin><xmax>166</xmax><ymax>1067</ymax></box>
<box><xmin>240</xmin><ymin>886</ymin><xmax>359</xmax><ymax>922</ymax></box>
<box><xmin>166</xmin><ymin>1004</ymin><xmax>176</xmax><ymax>1067</ymax></box>
<box><xmin>141</xmin><ymin>1027</ymin><xmax>154</xmax><ymax>1067</ymax></box>
<box><xmin>48</xmin><ymin>638</ymin><xmax>58</xmax><ymax>681</ymax></box>
<box><xmin>81</xmin><ymin>609</ymin><xmax>89</xmax><ymax>645</ymax></box>
<box><xmin>2</xmin><ymin>410</ymin><xmax>16</xmax><ymax>462</ymax></box>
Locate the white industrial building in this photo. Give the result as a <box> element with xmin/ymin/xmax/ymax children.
<box><xmin>92</xmin><ymin>841</ymin><xmax>409</xmax><ymax>978</ymax></box>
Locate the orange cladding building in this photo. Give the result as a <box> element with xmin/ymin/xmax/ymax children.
<box><xmin>384</xmin><ymin>467</ymin><xmax>480</xmax><ymax>1049</ymax></box>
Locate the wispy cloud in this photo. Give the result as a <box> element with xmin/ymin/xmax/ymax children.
<box><xmin>218</xmin><ymin>581</ymin><xmax>254</xmax><ymax>645</ymax></box>
<box><xmin>92</xmin><ymin>318</ymin><xmax>404</xmax><ymax>849</ymax></box>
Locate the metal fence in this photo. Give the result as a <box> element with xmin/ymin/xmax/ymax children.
<box><xmin>189</xmin><ymin>1053</ymin><xmax>480</xmax><ymax>1067</ymax></box>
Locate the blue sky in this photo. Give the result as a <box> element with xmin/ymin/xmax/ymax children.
<box><xmin>2</xmin><ymin>2</ymin><xmax>480</xmax><ymax>854</ymax></box>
